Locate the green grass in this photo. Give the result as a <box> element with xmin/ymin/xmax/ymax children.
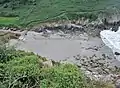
<box><xmin>0</xmin><ymin>0</ymin><xmax>120</xmax><ymax>27</ymax></box>
<box><xmin>0</xmin><ymin>17</ymin><xmax>19</xmax><ymax>26</ymax></box>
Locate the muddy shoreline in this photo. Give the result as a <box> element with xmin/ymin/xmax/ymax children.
<box><xmin>1</xmin><ymin>20</ymin><xmax>120</xmax><ymax>82</ymax></box>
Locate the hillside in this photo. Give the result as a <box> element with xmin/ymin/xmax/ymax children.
<box><xmin>0</xmin><ymin>0</ymin><xmax>120</xmax><ymax>27</ymax></box>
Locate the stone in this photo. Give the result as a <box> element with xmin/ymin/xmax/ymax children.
<box><xmin>42</xmin><ymin>60</ymin><xmax>53</xmax><ymax>67</ymax></box>
<box><xmin>12</xmin><ymin>28</ymin><xmax>17</xmax><ymax>31</ymax></box>
<box><xmin>34</xmin><ymin>28</ymin><xmax>44</xmax><ymax>33</ymax></box>
<box><xmin>115</xmin><ymin>52</ymin><xmax>120</xmax><ymax>55</ymax></box>
<box><xmin>115</xmin><ymin>76</ymin><xmax>120</xmax><ymax>88</ymax></box>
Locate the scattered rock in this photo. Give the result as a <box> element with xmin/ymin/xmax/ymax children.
<box><xmin>115</xmin><ymin>76</ymin><xmax>120</xmax><ymax>88</ymax></box>
<box><xmin>42</xmin><ymin>60</ymin><xmax>53</xmax><ymax>67</ymax></box>
<box><xmin>34</xmin><ymin>28</ymin><xmax>46</xmax><ymax>33</ymax></box>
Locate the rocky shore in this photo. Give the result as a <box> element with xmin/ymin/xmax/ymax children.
<box><xmin>1</xmin><ymin>19</ymin><xmax>120</xmax><ymax>84</ymax></box>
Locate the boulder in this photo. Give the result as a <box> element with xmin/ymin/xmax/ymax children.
<box><xmin>34</xmin><ymin>28</ymin><xmax>44</xmax><ymax>33</ymax></box>
<box><xmin>42</xmin><ymin>60</ymin><xmax>53</xmax><ymax>67</ymax></box>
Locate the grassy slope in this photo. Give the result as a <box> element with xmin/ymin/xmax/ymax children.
<box><xmin>0</xmin><ymin>17</ymin><xmax>19</xmax><ymax>26</ymax></box>
<box><xmin>0</xmin><ymin>0</ymin><xmax>120</xmax><ymax>27</ymax></box>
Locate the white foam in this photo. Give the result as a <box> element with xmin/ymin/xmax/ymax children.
<box><xmin>100</xmin><ymin>27</ymin><xmax>120</xmax><ymax>61</ymax></box>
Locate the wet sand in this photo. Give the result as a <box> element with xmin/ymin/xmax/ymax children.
<box><xmin>7</xmin><ymin>30</ymin><xmax>120</xmax><ymax>67</ymax></box>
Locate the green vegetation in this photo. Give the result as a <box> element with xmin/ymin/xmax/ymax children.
<box><xmin>0</xmin><ymin>0</ymin><xmax>120</xmax><ymax>27</ymax></box>
<box><xmin>0</xmin><ymin>17</ymin><xmax>19</xmax><ymax>26</ymax></box>
<box><xmin>40</xmin><ymin>64</ymin><xmax>87</xmax><ymax>88</ymax></box>
<box><xmin>0</xmin><ymin>47</ymin><xmax>88</xmax><ymax>88</ymax></box>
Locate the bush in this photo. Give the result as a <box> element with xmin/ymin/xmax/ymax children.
<box><xmin>3</xmin><ymin>55</ymin><xmax>42</xmax><ymax>88</ymax></box>
<box><xmin>0</xmin><ymin>44</ymin><xmax>34</xmax><ymax>63</ymax></box>
<box><xmin>0</xmin><ymin>0</ymin><xmax>36</xmax><ymax>10</ymax></box>
<box><xmin>40</xmin><ymin>64</ymin><xmax>88</xmax><ymax>88</ymax></box>
<box><xmin>0</xmin><ymin>45</ymin><xmax>16</xmax><ymax>63</ymax></box>
<box><xmin>0</xmin><ymin>49</ymin><xmax>90</xmax><ymax>88</ymax></box>
<box><xmin>6</xmin><ymin>55</ymin><xmax>42</xmax><ymax>76</ymax></box>
<box><xmin>0</xmin><ymin>12</ymin><xmax>18</xmax><ymax>17</ymax></box>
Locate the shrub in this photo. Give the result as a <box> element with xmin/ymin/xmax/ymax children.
<box><xmin>6</xmin><ymin>55</ymin><xmax>42</xmax><ymax>76</ymax></box>
<box><xmin>0</xmin><ymin>12</ymin><xmax>18</xmax><ymax>17</ymax></box>
<box><xmin>0</xmin><ymin>45</ymin><xmax>16</xmax><ymax>63</ymax></box>
<box><xmin>0</xmin><ymin>0</ymin><xmax>36</xmax><ymax>10</ymax></box>
<box><xmin>3</xmin><ymin>55</ymin><xmax>43</xmax><ymax>88</ymax></box>
<box><xmin>40</xmin><ymin>64</ymin><xmax>88</xmax><ymax>88</ymax></box>
<box><xmin>0</xmin><ymin>51</ymin><xmax>90</xmax><ymax>88</ymax></box>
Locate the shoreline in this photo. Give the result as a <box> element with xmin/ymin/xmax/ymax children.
<box><xmin>1</xmin><ymin>21</ymin><xmax>120</xmax><ymax>82</ymax></box>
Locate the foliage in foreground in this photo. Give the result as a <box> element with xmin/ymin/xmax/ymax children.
<box><xmin>0</xmin><ymin>45</ymin><xmax>88</xmax><ymax>88</ymax></box>
<box><xmin>40</xmin><ymin>64</ymin><xmax>87</xmax><ymax>88</ymax></box>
